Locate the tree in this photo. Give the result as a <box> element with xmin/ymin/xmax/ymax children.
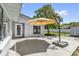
<box><xmin>33</xmin><ymin>4</ymin><xmax>63</xmax><ymax>34</ymax></box>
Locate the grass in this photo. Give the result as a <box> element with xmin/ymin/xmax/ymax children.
<box><xmin>44</xmin><ymin>32</ymin><xmax>70</xmax><ymax>36</ymax></box>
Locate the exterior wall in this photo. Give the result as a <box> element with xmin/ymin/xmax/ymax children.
<box><xmin>25</xmin><ymin>23</ymin><xmax>33</xmax><ymax>37</ymax></box>
<box><xmin>12</xmin><ymin>22</ymin><xmax>16</xmax><ymax>38</ymax></box>
<box><xmin>12</xmin><ymin>22</ymin><xmax>25</xmax><ymax>38</ymax></box>
<box><xmin>70</xmin><ymin>27</ymin><xmax>79</xmax><ymax>36</ymax></box>
<box><xmin>13</xmin><ymin>14</ymin><xmax>34</xmax><ymax>37</ymax></box>
<box><xmin>0</xmin><ymin>4</ymin><xmax>21</xmax><ymax>56</ymax></box>
<box><xmin>24</xmin><ymin>24</ymin><xmax>45</xmax><ymax>37</ymax></box>
<box><xmin>13</xmin><ymin>14</ymin><xmax>45</xmax><ymax>38</ymax></box>
<box><xmin>40</xmin><ymin>26</ymin><xmax>45</xmax><ymax>35</ymax></box>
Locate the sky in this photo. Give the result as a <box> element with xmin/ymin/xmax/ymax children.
<box><xmin>21</xmin><ymin>3</ymin><xmax>79</xmax><ymax>24</ymax></box>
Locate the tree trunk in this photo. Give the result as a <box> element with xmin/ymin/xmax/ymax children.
<box><xmin>47</xmin><ymin>25</ymin><xmax>50</xmax><ymax>34</ymax></box>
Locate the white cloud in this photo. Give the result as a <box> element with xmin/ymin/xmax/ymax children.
<box><xmin>56</xmin><ymin>10</ymin><xmax>69</xmax><ymax>16</ymax></box>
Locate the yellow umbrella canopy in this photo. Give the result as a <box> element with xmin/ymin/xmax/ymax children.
<box><xmin>27</xmin><ymin>18</ymin><xmax>56</xmax><ymax>25</ymax></box>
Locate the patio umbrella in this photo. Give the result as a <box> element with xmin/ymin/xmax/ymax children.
<box><xmin>27</xmin><ymin>18</ymin><xmax>56</xmax><ymax>25</ymax></box>
<box><xmin>27</xmin><ymin>18</ymin><xmax>68</xmax><ymax>47</ymax></box>
<box><xmin>27</xmin><ymin>18</ymin><xmax>56</xmax><ymax>37</ymax></box>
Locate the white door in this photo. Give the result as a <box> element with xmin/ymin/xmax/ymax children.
<box><xmin>15</xmin><ymin>24</ymin><xmax>23</xmax><ymax>37</ymax></box>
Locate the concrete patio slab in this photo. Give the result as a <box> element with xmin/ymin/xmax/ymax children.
<box><xmin>7</xmin><ymin>36</ymin><xmax>79</xmax><ymax>56</ymax></box>
<box><xmin>24</xmin><ymin>52</ymin><xmax>49</xmax><ymax>56</ymax></box>
<box><xmin>7</xmin><ymin>50</ymin><xmax>20</xmax><ymax>56</ymax></box>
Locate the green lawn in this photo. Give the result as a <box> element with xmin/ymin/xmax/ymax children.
<box><xmin>44</xmin><ymin>32</ymin><xmax>70</xmax><ymax>36</ymax></box>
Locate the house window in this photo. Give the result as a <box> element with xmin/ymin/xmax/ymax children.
<box><xmin>44</xmin><ymin>25</ymin><xmax>47</xmax><ymax>29</ymax></box>
<box><xmin>0</xmin><ymin>5</ymin><xmax>10</xmax><ymax>40</ymax></box>
<box><xmin>33</xmin><ymin>26</ymin><xmax>40</xmax><ymax>34</ymax></box>
<box><xmin>17</xmin><ymin>25</ymin><xmax>21</xmax><ymax>35</ymax></box>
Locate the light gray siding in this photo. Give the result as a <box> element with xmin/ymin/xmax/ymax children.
<box><xmin>70</xmin><ymin>27</ymin><xmax>79</xmax><ymax>36</ymax></box>
<box><xmin>40</xmin><ymin>26</ymin><xmax>45</xmax><ymax>34</ymax></box>
<box><xmin>12</xmin><ymin>14</ymin><xmax>45</xmax><ymax>38</ymax></box>
<box><xmin>15</xmin><ymin>14</ymin><xmax>34</xmax><ymax>37</ymax></box>
<box><xmin>12</xmin><ymin>22</ymin><xmax>16</xmax><ymax>38</ymax></box>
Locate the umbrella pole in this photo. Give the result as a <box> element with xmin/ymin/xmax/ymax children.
<box><xmin>58</xmin><ymin>23</ymin><xmax>61</xmax><ymax>42</ymax></box>
<box><xmin>58</xmin><ymin>20</ymin><xmax>61</xmax><ymax>42</ymax></box>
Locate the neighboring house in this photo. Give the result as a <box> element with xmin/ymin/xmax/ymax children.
<box><xmin>12</xmin><ymin>14</ymin><xmax>45</xmax><ymax>38</ymax></box>
<box><xmin>70</xmin><ymin>25</ymin><xmax>79</xmax><ymax>37</ymax></box>
<box><xmin>0</xmin><ymin>3</ymin><xmax>21</xmax><ymax>56</ymax></box>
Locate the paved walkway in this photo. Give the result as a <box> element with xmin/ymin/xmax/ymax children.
<box><xmin>46</xmin><ymin>37</ymin><xmax>79</xmax><ymax>56</ymax></box>
<box><xmin>7</xmin><ymin>50</ymin><xmax>20</xmax><ymax>56</ymax></box>
<box><xmin>7</xmin><ymin>36</ymin><xmax>79</xmax><ymax>56</ymax></box>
